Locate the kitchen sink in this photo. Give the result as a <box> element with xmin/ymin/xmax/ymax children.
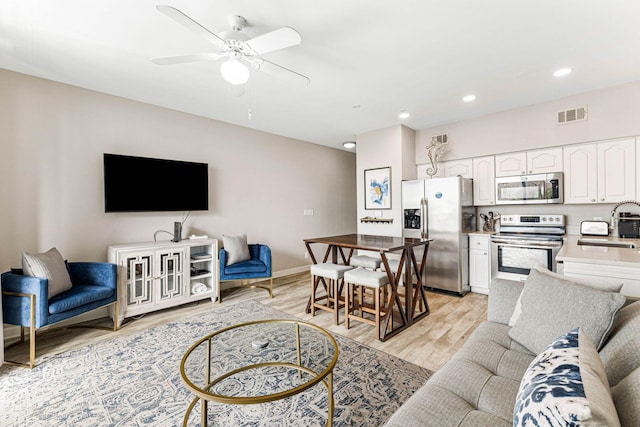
<box><xmin>577</xmin><ymin>238</ymin><xmax>637</xmax><ymax>249</ymax></box>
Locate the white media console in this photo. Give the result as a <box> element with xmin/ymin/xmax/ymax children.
<box><xmin>108</xmin><ymin>238</ymin><xmax>219</xmax><ymax>327</ymax></box>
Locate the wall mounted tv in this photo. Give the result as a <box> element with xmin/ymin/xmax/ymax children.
<box><xmin>103</xmin><ymin>153</ymin><xmax>209</xmax><ymax>213</ymax></box>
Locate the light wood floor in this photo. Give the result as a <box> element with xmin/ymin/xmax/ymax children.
<box><xmin>3</xmin><ymin>272</ymin><xmax>488</xmax><ymax>372</ymax></box>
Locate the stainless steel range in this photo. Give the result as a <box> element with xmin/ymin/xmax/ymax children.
<box><xmin>490</xmin><ymin>214</ymin><xmax>565</xmax><ymax>282</ymax></box>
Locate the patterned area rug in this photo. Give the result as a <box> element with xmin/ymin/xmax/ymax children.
<box><xmin>0</xmin><ymin>300</ymin><xmax>431</xmax><ymax>426</ymax></box>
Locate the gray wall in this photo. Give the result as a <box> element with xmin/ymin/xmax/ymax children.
<box><xmin>0</xmin><ymin>69</ymin><xmax>357</xmax><ymax>274</ymax></box>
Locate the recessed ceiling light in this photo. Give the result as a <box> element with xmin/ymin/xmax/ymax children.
<box><xmin>343</xmin><ymin>141</ymin><xmax>356</xmax><ymax>149</ymax></box>
<box><xmin>462</xmin><ymin>94</ymin><xmax>476</xmax><ymax>102</ymax></box>
<box><xmin>398</xmin><ymin>109</ymin><xmax>410</xmax><ymax>120</ymax></box>
<box><xmin>553</xmin><ymin>67</ymin><xmax>572</xmax><ymax>77</ymax></box>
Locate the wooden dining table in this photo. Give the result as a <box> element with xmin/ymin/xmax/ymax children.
<box><xmin>304</xmin><ymin>234</ymin><xmax>432</xmax><ymax>341</ymax></box>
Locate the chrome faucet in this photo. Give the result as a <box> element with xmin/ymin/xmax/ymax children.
<box><xmin>610</xmin><ymin>200</ymin><xmax>640</xmax><ymax>231</ymax></box>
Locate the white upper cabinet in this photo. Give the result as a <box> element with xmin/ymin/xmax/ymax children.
<box><xmin>417</xmin><ymin>159</ymin><xmax>471</xmax><ymax>179</ymax></box>
<box><xmin>495</xmin><ymin>152</ymin><xmax>526</xmax><ymax>177</ymax></box>
<box><xmin>442</xmin><ymin>159</ymin><xmax>473</xmax><ymax>178</ymax></box>
<box><xmin>416</xmin><ymin>162</ymin><xmax>445</xmax><ymax>179</ymax></box>
<box><xmin>495</xmin><ymin>148</ymin><xmax>563</xmax><ymax>177</ymax></box>
<box><xmin>597</xmin><ymin>138</ymin><xmax>636</xmax><ymax>203</ymax></box>
<box><xmin>526</xmin><ymin>147</ymin><xmax>563</xmax><ymax>174</ymax></box>
<box><xmin>472</xmin><ymin>156</ymin><xmax>495</xmax><ymax>206</ymax></box>
<box><xmin>563</xmin><ymin>144</ymin><xmax>598</xmax><ymax>204</ymax></box>
<box><xmin>564</xmin><ymin>138</ymin><xmax>635</xmax><ymax>204</ymax></box>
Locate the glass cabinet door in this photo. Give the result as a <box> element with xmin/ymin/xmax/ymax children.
<box><xmin>157</xmin><ymin>249</ymin><xmax>186</xmax><ymax>302</ymax></box>
<box><xmin>125</xmin><ymin>253</ymin><xmax>154</xmax><ymax>307</ymax></box>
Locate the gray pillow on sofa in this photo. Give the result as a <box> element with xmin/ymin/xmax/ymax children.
<box><xmin>222</xmin><ymin>234</ymin><xmax>251</xmax><ymax>265</ymax></box>
<box><xmin>22</xmin><ymin>247</ymin><xmax>73</xmax><ymax>299</ymax></box>
<box><xmin>508</xmin><ymin>263</ymin><xmax>623</xmax><ymax>326</ymax></box>
<box><xmin>508</xmin><ymin>268</ymin><xmax>626</xmax><ymax>354</ymax></box>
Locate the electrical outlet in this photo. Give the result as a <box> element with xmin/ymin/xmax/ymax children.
<box><xmin>303</xmin><ymin>209</ymin><xmax>314</xmax><ymax>216</ymax></box>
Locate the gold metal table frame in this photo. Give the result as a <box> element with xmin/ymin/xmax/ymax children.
<box><xmin>180</xmin><ymin>319</ymin><xmax>339</xmax><ymax>426</ymax></box>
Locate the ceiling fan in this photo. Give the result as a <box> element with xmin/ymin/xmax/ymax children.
<box><xmin>152</xmin><ymin>5</ymin><xmax>310</xmax><ymax>87</ymax></box>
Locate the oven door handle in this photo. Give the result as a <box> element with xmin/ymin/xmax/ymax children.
<box><xmin>490</xmin><ymin>239</ymin><xmax>562</xmax><ymax>248</ymax></box>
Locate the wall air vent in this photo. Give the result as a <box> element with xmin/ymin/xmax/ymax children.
<box><xmin>432</xmin><ymin>133</ymin><xmax>448</xmax><ymax>143</ymax></box>
<box><xmin>557</xmin><ymin>106</ymin><xmax>587</xmax><ymax>125</ymax></box>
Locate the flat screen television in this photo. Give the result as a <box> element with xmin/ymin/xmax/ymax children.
<box><xmin>103</xmin><ymin>153</ymin><xmax>209</xmax><ymax>212</ymax></box>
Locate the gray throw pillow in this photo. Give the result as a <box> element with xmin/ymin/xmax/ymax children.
<box><xmin>508</xmin><ymin>268</ymin><xmax>626</xmax><ymax>354</ymax></box>
<box><xmin>22</xmin><ymin>247</ymin><xmax>73</xmax><ymax>299</ymax></box>
<box><xmin>508</xmin><ymin>263</ymin><xmax>623</xmax><ymax>326</ymax></box>
<box><xmin>222</xmin><ymin>234</ymin><xmax>251</xmax><ymax>265</ymax></box>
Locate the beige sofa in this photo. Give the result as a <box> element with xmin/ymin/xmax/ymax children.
<box><xmin>385</xmin><ymin>275</ymin><xmax>640</xmax><ymax>426</ymax></box>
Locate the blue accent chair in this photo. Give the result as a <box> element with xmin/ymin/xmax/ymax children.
<box><xmin>219</xmin><ymin>244</ymin><xmax>272</xmax><ymax>302</ymax></box>
<box><xmin>1</xmin><ymin>262</ymin><xmax>118</xmax><ymax>368</ymax></box>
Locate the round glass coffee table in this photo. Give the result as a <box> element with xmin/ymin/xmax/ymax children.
<box><xmin>180</xmin><ymin>319</ymin><xmax>339</xmax><ymax>426</ymax></box>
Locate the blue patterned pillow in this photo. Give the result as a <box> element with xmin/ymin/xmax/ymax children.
<box><xmin>513</xmin><ymin>327</ymin><xmax>620</xmax><ymax>427</ymax></box>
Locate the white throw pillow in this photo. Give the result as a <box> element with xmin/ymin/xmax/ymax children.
<box><xmin>513</xmin><ymin>327</ymin><xmax>620</xmax><ymax>427</ymax></box>
<box><xmin>508</xmin><ymin>263</ymin><xmax>623</xmax><ymax>326</ymax></box>
<box><xmin>22</xmin><ymin>247</ymin><xmax>73</xmax><ymax>299</ymax></box>
<box><xmin>222</xmin><ymin>234</ymin><xmax>251</xmax><ymax>265</ymax></box>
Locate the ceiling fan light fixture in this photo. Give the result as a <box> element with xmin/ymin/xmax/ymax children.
<box><xmin>220</xmin><ymin>57</ymin><xmax>250</xmax><ymax>85</ymax></box>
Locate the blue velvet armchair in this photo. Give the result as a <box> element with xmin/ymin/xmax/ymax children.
<box><xmin>1</xmin><ymin>262</ymin><xmax>118</xmax><ymax>368</ymax></box>
<box><xmin>219</xmin><ymin>244</ymin><xmax>272</xmax><ymax>302</ymax></box>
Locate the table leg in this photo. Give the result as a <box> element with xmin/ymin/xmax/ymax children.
<box><xmin>201</xmin><ymin>398</ymin><xmax>207</xmax><ymax>426</ymax></box>
<box><xmin>327</xmin><ymin>372</ymin><xmax>334</xmax><ymax>427</ymax></box>
<box><xmin>409</xmin><ymin>243</ymin><xmax>430</xmax><ymax>321</ymax></box>
<box><xmin>379</xmin><ymin>252</ymin><xmax>407</xmax><ymax>341</ymax></box>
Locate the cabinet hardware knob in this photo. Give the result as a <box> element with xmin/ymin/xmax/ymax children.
<box><xmin>600</xmin><ymin>198</ymin><xmax>605</xmax><ymax>201</ymax></box>
<box><xmin>591</xmin><ymin>199</ymin><xmax>596</xmax><ymax>202</ymax></box>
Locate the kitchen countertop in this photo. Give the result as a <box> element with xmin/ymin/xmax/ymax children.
<box><xmin>468</xmin><ymin>231</ymin><xmax>495</xmax><ymax>236</ymax></box>
<box><xmin>557</xmin><ymin>235</ymin><xmax>640</xmax><ymax>267</ymax></box>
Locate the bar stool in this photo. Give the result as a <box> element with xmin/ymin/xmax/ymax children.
<box><xmin>310</xmin><ymin>263</ymin><xmax>353</xmax><ymax>324</ymax></box>
<box><xmin>344</xmin><ymin>267</ymin><xmax>390</xmax><ymax>337</ymax></box>
<box><xmin>350</xmin><ymin>255</ymin><xmax>381</xmax><ymax>270</ymax></box>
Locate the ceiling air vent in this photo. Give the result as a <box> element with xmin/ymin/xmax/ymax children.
<box><xmin>557</xmin><ymin>106</ymin><xmax>587</xmax><ymax>125</ymax></box>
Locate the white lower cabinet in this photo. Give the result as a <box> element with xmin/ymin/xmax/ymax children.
<box><xmin>562</xmin><ymin>261</ymin><xmax>640</xmax><ymax>298</ymax></box>
<box><xmin>469</xmin><ymin>234</ymin><xmax>491</xmax><ymax>295</ymax></box>
<box><xmin>108</xmin><ymin>239</ymin><xmax>219</xmax><ymax>326</ymax></box>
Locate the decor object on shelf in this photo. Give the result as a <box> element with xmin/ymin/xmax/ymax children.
<box><xmin>107</xmin><ymin>239</ymin><xmax>219</xmax><ymax>326</ymax></box>
<box><xmin>359</xmin><ymin>217</ymin><xmax>393</xmax><ymax>224</ymax></box>
<box><xmin>425</xmin><ymin>135</ymin><xmax>448</xmax><ymax>177</ymax></box>
<box><xmin>1</xmin><ymin>256</ymin><xmax>118</xmax><ymax>368</ymax></box>
<box><xmin>219</xmin><ymin>243</ymin><xmax>272</xmax><ymax>301</ymax></box>
<box><xmin>152</xmin><ymin>6</ymin><xmax>310</xmax><ymax>88</ymax></box>
<box><xmin>364</xmin><ymin>167</ymin><xmax>391</xmax><ymax>210</ymax></box>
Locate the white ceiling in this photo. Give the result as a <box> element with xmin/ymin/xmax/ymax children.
<box><xmin>2</xmin><ymin>1</ymin><xmax>640</xmax><ymax>151</ymax></box>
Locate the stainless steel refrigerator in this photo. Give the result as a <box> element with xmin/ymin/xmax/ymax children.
<box><xmin>402</xmin><ymin>176</ymin><xmax>475</xmax><ymax>294</ymax></box>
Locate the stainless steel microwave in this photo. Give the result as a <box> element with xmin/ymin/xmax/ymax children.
<box><xmin>495</xmin><ymin>172</ymin><xmax>563</xmax><ymax>205</ymax></box>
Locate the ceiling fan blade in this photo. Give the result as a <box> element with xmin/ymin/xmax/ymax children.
<box><xmin>253</xmin><ymin>58</ymin><xmax>310</xmax><ymax>87</ymax></box>
<box><xmin>151</xmin><ymin>53</ymin><xmax>223</xmax><ymax>65</ymax></box>
<box><xmin>245</xmin><ymin>27</ymin><xmax>302</xmax><ymax>55</ymax></box>
<box><xmin>156</xmin><ymin>5</ymin><xmax>226</xmax><ymax>50</ymax></box>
